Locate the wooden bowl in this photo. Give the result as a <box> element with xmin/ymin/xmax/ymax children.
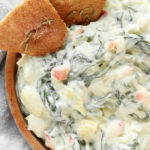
<box><xmin>5</xmin><ymin>52</ymin><xmax>47</xmax><ymax>150</ymax></box>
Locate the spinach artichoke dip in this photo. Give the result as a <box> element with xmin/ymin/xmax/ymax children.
<box><xmin>16</xmin><ymin>0</ymin><xmax>150</xmax><ymax>149</ymax></box>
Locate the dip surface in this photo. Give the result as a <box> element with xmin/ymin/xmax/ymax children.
<box><xmin>17</xmin><ymin>0</ymin><xmax>150</xmax><ymax>149</ymax></box>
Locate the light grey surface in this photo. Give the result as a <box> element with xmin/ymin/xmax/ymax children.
<box><xmin>0</xmin><ymin>0</ymin><xmax>30</xmax><ymax>149</ymax></box>
<box><xmin>8</xmin><ymin>0</ymin><xmax>22</xmax><ymax>7</ymax></box>
<box><xmin>0</xmin><ymin>0</ymin><xmax>11</xmax><ymax>63</ymax></box>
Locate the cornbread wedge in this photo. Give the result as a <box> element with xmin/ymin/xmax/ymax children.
<box><xmin>49</xmin><ymin>0</ymin><xmax>105</xmax><ymax>26</ymax></box>
<box><xmin>0</xmin><ymin>0</ymin><xmax>67</xmax><ymax>56</ymax></box>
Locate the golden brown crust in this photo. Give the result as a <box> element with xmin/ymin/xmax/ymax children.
<box><xmin>0</xmin><ymin>0</ymin><xmax>67</xmax><ymax>56</ymax></box>
<box><xmin>49</xmin><ymin>0</ymin><xmax>105</xmax><ymax>26</ymax></box>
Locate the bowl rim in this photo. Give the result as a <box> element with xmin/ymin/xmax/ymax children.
<box><xmin>5</xmin><ymin>52</ymin><xmax>47</xmax><ymax>150</ymax></box>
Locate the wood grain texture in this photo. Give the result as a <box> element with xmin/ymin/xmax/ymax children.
<box><xmin>5</xmin><ymin>52</ymin><xmax>47</xmax><ymax>150</ymax></box>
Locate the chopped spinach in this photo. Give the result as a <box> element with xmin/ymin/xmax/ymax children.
<box><xmin>129</xmin><ymin>138</ymin><xmax>139</xmax><ymax>150</ymax></box>
<box><xmin>68</xmin><ymin>53</ymin><xmax>93</xmax><ymax>80</ymax></box>
<box><xmin>116</xmin><ymin>12</ymin><xmax>124</xmax><ymax>28</ymax></box>
<box><xmin>38</xmin><ymin>73</ymin><xmax>59</xmax><ymax>113</ymax></box>
<box><xmin>136</xmin><ymin>40</ymin><xmax>150</xmax><ymax>55</ymax></box>
<box><xmin>134</xmin><ymin>60</ymin><xmax>150</xmax><ymax>74</ymax></box>
<box><xmin>129</xmin><ymin>112</ymin><xmax>150</xmax><ymax>121</ymax></box>
<box><xmin>37</xmin><ymin>58</ymin><xmax>60</xmax><ymax>114</ymax></box>
<box><xmin>125</xmin><ymin>34</ymin><xmax>150</xmax><ymax>55</ymax></box>
<box><xmin>83</xmin><ymin>62</ymin><xmax>110</xmax><ymax>87</ymax></box>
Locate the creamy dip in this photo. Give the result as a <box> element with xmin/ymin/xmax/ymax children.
<box><xmin>16</xmin><ymin>0</ymin><xmax>150</xmax><ymax>149</ymax></box>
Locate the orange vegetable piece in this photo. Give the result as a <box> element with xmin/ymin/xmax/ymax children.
<box><xmin>70</xmin><ymin>27</ymin><xmax>84</xmax><ymax>39</ymax></box>
<box><xmin>44</xmin><ymin>131</ymin><xmax>53</xmax><ymax>149</ymax></box>
<box><xmin>118</xmin><ymin>65</ymin><xmax>135</xmax><ymax>79</ymax></box>
<box><xmin>136</xmin><ymin>91</ymin><xmax>146</xmax><ymax>102</ymax></box>
<box><xmin>108</xmin><ymin>42</ymin><xmax>117</xmax><ymax>53</ymax></box>
<box><xmin>68</xmin><ymin>134</ymin><xmax>73</xmax><ymax>143</ymax></box>
<box><xmin>52</xmin><ymin>66</ymin><xmax>69</xmax><ymax>81</ymax></box>
<box><xmin>100</xmin><ymin>10</ymin><xmax>108</xmax><ymax>18</ymax></box>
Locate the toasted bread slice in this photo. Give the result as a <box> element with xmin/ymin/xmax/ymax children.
<box><xmin>0</xmin><ymin>0</ymin><xmax>67</xmax><ymax>56</ymax></box>
<box><xmin>49</xmin><ymin>0</ymin><xmax>105</xmax><ymax>26</ymax></box>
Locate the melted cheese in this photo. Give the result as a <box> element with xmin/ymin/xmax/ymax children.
<box><xmin>16</xmin><ymin>0</ymin><xmax>150</xmax><ymax>149</ymax></box>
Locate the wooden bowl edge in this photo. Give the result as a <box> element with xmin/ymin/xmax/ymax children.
<box><xmin>5</xmin><ymin>52</ymin><xmax>47</xmax><ymax>150</ymax></box>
